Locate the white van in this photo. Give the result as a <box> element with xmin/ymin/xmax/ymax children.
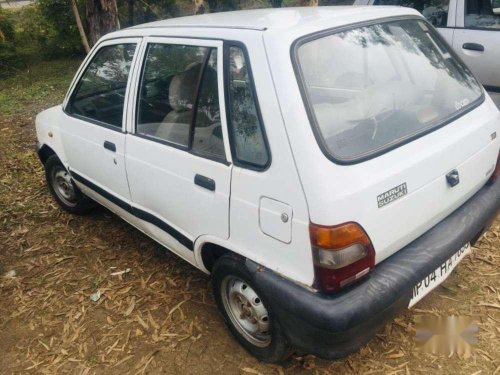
<box><xmin>35</xmin><ymin>7</ymin><xmax>500</xmax><ymax>362</ymax></box>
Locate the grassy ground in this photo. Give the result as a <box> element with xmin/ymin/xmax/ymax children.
<box><xmin>0</xmin><ymin>59</ymin><xmax>499</xmax><ymax>374</ymax></box>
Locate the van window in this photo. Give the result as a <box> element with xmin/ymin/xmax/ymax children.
<box><xmin>227</xmin><ymin>46</ymin><xmax>269</xmax><ymax>168</ymax></box>
<box><xmin>68</xmin><ymin>44</ymin><xmax>136</xmax><ymax>128</ymax></box>
<box><xmin>374</xmin><ymin>0</ymin><xmax>450</xmax><ymax>27</ymax></box>
<box><xmin>465</xmin><ymin>0</ymin><xmax>500</xmax><ymax>29</ymax></box>
<box><xmin>295</xmin><ymin>19</ymin><xmax>483</xmax><ymax>162</ymax></box>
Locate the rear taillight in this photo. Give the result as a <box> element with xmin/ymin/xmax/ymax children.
<box><xmin>486</xmin><ymin>152</ymin><xmax>499</xmax><ymax>186</ymax></box>
<box><xmin>310</xmin><ymin>222</ymin><xmax>375</xmax><ymax>293</ymax></box>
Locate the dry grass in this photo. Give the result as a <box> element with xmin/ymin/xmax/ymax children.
<box><xmin>0</xmin><ymin>60</ymin><xmax>499</xmax><ymax>374</ymax></box>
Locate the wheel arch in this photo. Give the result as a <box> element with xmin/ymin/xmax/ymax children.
<box><xmin>37</xmin><ymin>144</ymin><xmax>57</xmax><ymax>165</ymax></box>
<box><xmin>195</xmin><ymin>237</ymin><xmax>243</xmax><ymax>274</ymax></box>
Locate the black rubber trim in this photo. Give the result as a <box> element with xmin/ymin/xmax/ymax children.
<box><xmin>71</xmin><ymin>171</ymin><xmax>132</xmax><ymax>212</ymax></box>
<box><xmin>133</xmin><ymin>209</ymin><xmax>194</xmax><ymax>250</ymax></box>
<box><xmin>246</xmin><ymin>177</ymin><xmax>500</xmax><ymax>359</ymax></box>
<box><xmin>70</xmin><ymin>171</ymin><xmax>194</xmax><ymax>250</ymax></box>
<box><xmin>290</xmin><ymin>15</ymin><xmax>485</xmax><ymax>165</ymax></box>
<box><xmin>484</xmin><ymin>85</ymin><xmax>500</xmax><ymax>94</ymax></box>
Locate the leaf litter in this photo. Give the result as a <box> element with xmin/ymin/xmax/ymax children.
<box><xmin>0</xmin><ymin>60</ymin><xmax>498</xmax><ymax>374</ymax></box>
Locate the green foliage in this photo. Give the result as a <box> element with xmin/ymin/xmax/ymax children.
<box><xmin>0</xmin><ymin>2</ymin><xmax>84</xmax><ymax>78</ymax></box>
<box><xmin>0</xmin><ymin>8</ymin><xmax>19</xmax><ymax>77</ymax></box>
<box><xmin>116</xmin><ymin>0</ymin><xmax>180</xmax><ymax>27</ymax></box>
<box><xmin>37</xmin><ymin>0</ymin><xmax>85</xmax><ymax>57</ymax></box>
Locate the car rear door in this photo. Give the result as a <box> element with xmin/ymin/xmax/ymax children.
<box><xmin>124</xmin><ymin>37</ymin><xmax>232</xmax><ymax>262</ymax></box>
<box><xmin>61</xmin><ymin>38</ymin><xmax>141</xmax><ymax>204</ymax></box>
<box><xmin>452</xmin><ymin>0</ymin><xmax>500</xmax><ymax>99</ymax></box>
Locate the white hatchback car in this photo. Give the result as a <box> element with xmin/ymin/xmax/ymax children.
<box><xmin>36</xmin><ymin>7</ymin><xmax>500</xmax><ymax>362</ymax></box>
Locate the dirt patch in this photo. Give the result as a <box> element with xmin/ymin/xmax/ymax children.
<box><xmin>0</xmin><ymin>61</ymin><xmax>499</xmax><ymax>374</ymax></box>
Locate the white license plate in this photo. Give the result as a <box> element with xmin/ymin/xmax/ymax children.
<box><xmin>409</xmin><ymin>243</ymin><xmax>471</xmax><ymax>308</ymax></box>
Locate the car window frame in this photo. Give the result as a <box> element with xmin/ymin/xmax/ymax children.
<box><xmin>223</xmin><ymin>41</ymin><xmax>272</xmax><ymax>172</ymax></box>
<box><xmin>63</xmin><ymin>37</ymin><xmax>142</xmax><ymax>133</ymax></box>
<box><xmin>291</xmin><ymin>15</ymin><xmax>485</xmax><ymax>165</ymax></box>
<box><xmin>130</xmin><ymin>36</ymin><xmax>232</xmax><ymax>165</ymax></box>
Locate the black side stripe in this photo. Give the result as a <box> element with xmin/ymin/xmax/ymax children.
<box><xmin>70</xmin><ymin>171</ymin><xmax>194</xmax><ymax>250</ymax></box>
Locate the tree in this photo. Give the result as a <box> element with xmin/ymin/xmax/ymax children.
<box><xmin>128</xmin><ymin>0</ymin><xmax>134</xmax><ymax>25</ymax></box>
<box><xmin>299</xmin><ymin>0</ymin><xmax>318</xmax><ymax>5</ymax></box>
<box><xmin>71</xmin><ymin>0</ymin><xmax>90</xmax><ymax>53</ymax></box>
<box><xmin>85</xmin><ymin>0</ymin><xmax>120</xmax><ymax>46</ymax></box>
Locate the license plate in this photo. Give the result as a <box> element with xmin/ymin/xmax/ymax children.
<box><xmin>409</xmin><ymin>243</ymin><xmax>471</xmax><ymax>308</ymax></box>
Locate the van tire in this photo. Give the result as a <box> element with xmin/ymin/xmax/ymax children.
<box><xmin>44</xmin><ymin>155</ymin><xmax>97</xmax><ymax>215</ymax></box>
<box><xmin>212</xmin><ymin>255</ymin><xmax>290</xmax><ymax>363</ymax></box>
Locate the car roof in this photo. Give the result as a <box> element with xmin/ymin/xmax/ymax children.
<box><xmin>111</xmin><ymin>6</ymin><xmax>420</xmax><ymax>35</ymax></box>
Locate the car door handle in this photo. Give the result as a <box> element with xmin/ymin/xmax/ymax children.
<box><xmin>194</xmin><ymin>174</ymin><xmax>215</xmax><ymax>191</ymax></box>
<box><xmin>104</xmin><ymin>141</ymin><xmax>116</xmax><ymax>152</ymax></box>
<box><xmin>462</xmin><ymin>43</ymin><xmax>484</xmax><ymax>52</ymax></box>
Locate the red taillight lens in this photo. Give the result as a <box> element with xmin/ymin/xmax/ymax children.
<box><xmin>486</xmin><ymin>152</ymin><xmax>499</xmax><ymax>186</ymax></box>
<box><xmin>310</xmin><ymin>222</ymin><xmax>375</xmax><ymax>293</ymax></box>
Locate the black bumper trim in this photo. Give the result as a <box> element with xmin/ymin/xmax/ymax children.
<box><xmin>247</xmin><ymin>178</ymin><xmax>500</xmax><ymax>359</ymax></box>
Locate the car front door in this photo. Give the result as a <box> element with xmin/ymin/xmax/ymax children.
<box><xmin>453</xmin><ymin>0</ymin><xmax>500</xmax><ymax>98</ymax></box>
<box><xmin>61</xmin><ymin>38</ymin><xmax>141</xmax><ymax>203</ymax></box>
<box><xmin>125</xmin><ymin>38</ymin><xmax>232</xmax><ymax>263</ymax></box>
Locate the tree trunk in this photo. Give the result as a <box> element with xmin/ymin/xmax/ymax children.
<box><xmin>85</xmin><ymin>0</ymin><xmax>120</xmax><ymax>47</ymax></box>
<box><xmin>127</xmin><ymin>0</ymin><xmax>134</xmax><ymax>26</ymax></box>
<box><xmin>194</xmin><ymin>0</ymin><xmax>209</xmax><ymax>14</ymax></box>
<box><xmin>71</xmin><ymin>0</ymin><xmax>90</xmax><ymax>53</ymax></box>
<box><xmin>299</xmin><ymin>0</ymin><xmax>318</xmax><ymax>5</ymax></box>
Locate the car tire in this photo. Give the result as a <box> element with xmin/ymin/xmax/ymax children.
<box><xmin>44</xmin><ymin>155</ymin><xmax>97</xmax><ymax>215</ymax></box>
<box><xmin>212</xmin><ymin>254</ymin><xmax>290</xmax><ymax>363</ymax></box>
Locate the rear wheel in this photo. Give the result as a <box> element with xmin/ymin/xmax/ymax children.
<box><xmin>44</xmin><ymin>155</ymin><xmax>97</xmax><ymax>215</ymax></box>
<box><xmin>212</xmin><ymin>255</ymin><xmax>290</xmax><ymax>363</ymax></box>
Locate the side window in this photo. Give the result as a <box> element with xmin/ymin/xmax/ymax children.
<box><xmin>374</xmin><ymin>0</ymin><xmax>450</xmax><ymax>28</ymax></box>
<box><xmin>227</xmin><ymin>46</ymin><xmax>269</xmax><ymax>168</ymax></box>
<box><xmin>68</xmin><ymin>44</ymin><xmax>136</xmax><ymax>128</ymax></box>
<box><xmin>465</xmin><ymin>0</ymin><xmax>500</xmax><ymax>29</ymax></box>
<box><xmin>137</xmin><ymin>43</ymin><xmax>224</xmax><ymax>157</ymax></box>
<box><xmin>191</xmin><ymin>49</ymin><xmax>224</xmax><ymax>159</ymax></box>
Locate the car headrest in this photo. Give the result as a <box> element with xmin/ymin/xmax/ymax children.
<box><xmin>169</xmin><ymin>63</ymin><xmax>202</xmax><ymax>112</ymax></box>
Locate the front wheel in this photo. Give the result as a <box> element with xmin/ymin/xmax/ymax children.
<box><xmin>212</xmin><ymin>255</ymin><xmax>290</xmax><ymax>363</ymax></box>
<box><xmin>44</xmin><ymin>155</ymin><xmax>97</xmax><ymax>215</ymax></box>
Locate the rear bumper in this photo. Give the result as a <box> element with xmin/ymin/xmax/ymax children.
<box><xmin>247</xmin><ymin>178</ymin><xmax>500</xmax><ymax>359</ymax></box>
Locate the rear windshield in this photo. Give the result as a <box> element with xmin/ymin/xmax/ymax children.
<box><xmin>294</xmin><ymin>18</ymin><xmax>483</xmax><ymax>162</ymax></box>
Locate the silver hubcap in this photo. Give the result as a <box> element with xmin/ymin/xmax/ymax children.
<box><xmin>51</xmin><ymin>167</ymin><xmax>77</xmax><ymax>207</ymax></box>
<box><xmin>221</xmin><ymin>276</ymin><xmax>271</xmax><ymax>347</ymax></box>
